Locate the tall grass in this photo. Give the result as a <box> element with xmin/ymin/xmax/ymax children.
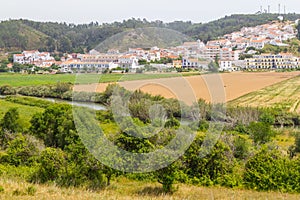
<box><xmin>0</xmin><ymin>177</ymin><xmax>299</xmax><ymax>200</ymax></box>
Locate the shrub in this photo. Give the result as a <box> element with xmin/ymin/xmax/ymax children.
<box><xmin>32</xmin><ymin>147</ymin><xmax>66</xmax><ymax>183</ymax></box>
<box><xmin>12</xmin><ymin>189</ymin><xmax>25</xmax><ymax>196</ymax></box>
<box><xmin>26</xmin><ymin>186</ymin><xmax>37</xmax><ymax>196</ymax></box>
<box><xmin>244</xmin><ymin>147</ymin><xmax>300</xmax><ymax>192</ymax></box>
<box><xmin>4</xmin><ymin>134</ymin><xmax>41</xmax><ymax>166</ymax></box>
<box><xmin>247</xmin><ymin>122</ymin><xmax>275</xmax><ymax>145</ymax></box>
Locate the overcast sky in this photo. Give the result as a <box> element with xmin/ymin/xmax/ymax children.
<box><xmin>1</xmin><ymin>0</ymin><xmax>300</xmax><ymax>24</ymax></box>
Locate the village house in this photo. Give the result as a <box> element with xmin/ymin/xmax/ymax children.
<box><xmin>13</xmin><ymin>50</ymin><xmax>55</xmax><ymax>67</ymax></box>
<box><xmin>118</xmin><ymin>55</ymin><xmax>139</xmax><ymax>69</ymax></box>
<box><xmin>60</xmin><ymin>59</ymin><xmax>118</xmax><ymax>73</ymax></box>
<box><xmin>219</xmin><ymin>60</ymin><xmax>234</xmax><ymax>71</ymax></box>
<box><xmin>182</xmin><ymin>57</ymin><xmax>200</xmax><ymax>68</ymax></box>
<box><xmin>172</xmin><ymin>60</ymin><xmax>182</xmax><ymax>68</ymax></box>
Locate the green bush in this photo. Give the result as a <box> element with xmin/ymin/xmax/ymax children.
<box><xmin>244</xmin><ymin>147</ymin><xmax>300</xmax><ymax>193</ymax></box>
<box><xmin>0</xmin><ymin>185</ymin><xmax>4</xmax><ymax>193</ymax></box>
<box><xmin>12</xmin><ymin>189</ymin><xmax>25</xmax><ymax>196</ymax></box>
<box><xmin>4</xmin><ymin>134</ymin><xmax>41</xmax><ymax>166</ymax></box>
<box><xmin>26</xmin><ymin>186</ymin><xmax>37</xmax><ymax>196</ymax></box>
<box><xmin>32</xmin><ymin>147</ymin><xmax>66</xmax><ymax>184</ymax></box>
<box><xmin>247</xmin><ymin>122</ymin><xmax>275</xmax><ymax>145</ymax></box>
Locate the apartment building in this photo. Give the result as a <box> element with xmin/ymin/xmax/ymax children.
<box><xmin>246</xmin><ymin>53</ymin><xmax>300</xmax><ymax>69</ymax></box>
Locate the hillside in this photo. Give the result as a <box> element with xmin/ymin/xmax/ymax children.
<box><xmin>0</xmin><ymin>20</ymin><xmax>49</xmax><ymax>50</ymax></box>
<box><xmin>1</xmin><ymin>13</ymin><xmax>300</xmax><ymax>52</ymax></box>
<box><xmin>94</xmin><ymin>27</ymin><xmax>192</xmax><ymax>52</ymax></box>
<box><xmin>185</xmin><ymin>13</ymin><xmax>300</xmax><ymax>42</ymax></box>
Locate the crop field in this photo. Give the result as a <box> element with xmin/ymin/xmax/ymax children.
<box><xmin>230</xmin><ymin>75</ymin><xmax>300</xmax><ymax>113</ymax></box>
<box><xmin>74</xmin><ymin>71</ymin><xmax>300</xmax><ymax>105</ymax></box>
<box><xmin>0</xmin><ymin>73</ymin><xmax>200</xmax><ymax>87</ymax></box>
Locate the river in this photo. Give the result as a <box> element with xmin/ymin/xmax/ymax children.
<box><xmin>0</xmin><ymin>95</ymin><xmax>107</xmax><ymax>111</ymax></box>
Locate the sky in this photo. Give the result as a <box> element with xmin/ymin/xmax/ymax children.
<box><xmin>1</xmin><ymin>0</ymin><xmax>300</xmax><ymax>24</ymax></box>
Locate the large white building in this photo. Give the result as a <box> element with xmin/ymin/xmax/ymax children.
<box><xmin>246</xmin><ymin>53</ymin><xmax>300</xmax><ymax>69</ymax></box>
<box><xmin>219</xmin><ymin>60</ymin><xmax>233</xmax><ymax>71</ymax></box>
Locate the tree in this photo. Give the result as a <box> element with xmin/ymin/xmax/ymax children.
<box><xmin>244</xmin><ymin>147</ymin><xmax>299</xmax><ymax>192</ymax></box>
<box><xmin>247</xmin><ymin>122</ymin><xmax>275</xmax><ymax>145</ymax></box>
<box><xmin>156</xmin><ymin>161</ymin><xmax>180</xmax><ymax>193</ymax></box>
<box><xmin>288</xmin><ymin>131</ymin><xmax>300</xmax><ymax>158</ymax></box>
<box><xmin>30</xmin><ymin>104</ymin><xmax>78</xmax><ymax>149</ymax></box>
<box><xmin>54</xmin><ymin>82</ymin><xmax>72</xmax><ymax>98</ymax></box>
<box><xmin>233</xmin><ymin>136</ymin><xmax>250</xmax><ymax>159</ymax></box>
<box><xmin>259</xmin><ymin>112</ymin><xmax>275</xmax><ymax>125</ymax></box>
<box><xmin>208</xmin><ymin>61</ymin><xmax>219</xmax><ymax>73</ymax></box>
<box><xmin>116</xmin><ymin>132</ymin><xmax>154</xmax><ymax>153</ymax></box>
<box><xmin>183</xmin><ymin>134</ymin><xmax>233</xmax><ymax>186</ymax></box>
<box><xmin>214</xmin><ymin>54</ymin><xmax>220</xmax><ymax>68</ymax></box>
<box><xmin>0</xmin><ymin>108</ymin><xmax>21</xmax><ymax>133</ymax></box>
<box><xmin>164</xmin><ymin>117</ymin><xmax>180</xmax><ymax>129</ymax></box>
<box><xmin>58</xmin><ymin>36</ymin><xmax>72</xmax><ymax>53</ymax></box>
<box><xmin>4</xmin><ymin>134</ymin><xmax>41</xmax><ymax>166</ymax></box>
<box><xmin>32</xmin><ymin>147</ymin><xmax>66</xmax><ymax>183</ymax></box>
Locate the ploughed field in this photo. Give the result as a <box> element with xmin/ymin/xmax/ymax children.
<box><xmin>74</xmin><ymin>71</ymin><xmax>300</xmax><ymax>105</ymax></box>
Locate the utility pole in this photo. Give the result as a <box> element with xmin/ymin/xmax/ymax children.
<box><xmin>268</xmin><ymin>5</ymin><xmax>270</xmax><ymax>14</ymax></box>
<box><xmin>278</xmin><ymin>4</ymin><xmax>281</xmax><ymax>14</ymax></box>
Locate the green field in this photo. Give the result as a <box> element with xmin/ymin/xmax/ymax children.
<box><xmin>229</xmin><ymin>75</ymin><xmax>300</xmax><ymax>113</ymax></box>
<box><xmin>0</xmin><ymin>98</ymin><xmax>44</xmax><ymax>129</ymax></box>
<box><xmin>0</xmin><ymin>73</ymin><xmax>200</xmax><ymax>87</ymax></box>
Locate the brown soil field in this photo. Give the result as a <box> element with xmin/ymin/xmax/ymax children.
<box><xmin>74</xmin><ymin>71</ymin><xmax>300</xmax><ymax>105</ymax></box>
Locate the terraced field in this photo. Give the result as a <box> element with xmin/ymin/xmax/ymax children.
<box><xmin>230</xmin><ymin>75</ymin><xmax>300</xmax><ymax>113</ymax></box>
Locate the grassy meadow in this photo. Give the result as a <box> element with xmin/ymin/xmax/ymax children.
<box><xmin>229</xmin><ymin>75</ymin><xmax>300</xmax><ymax>113</ymax></box>
<box><xmin>0</xmin><ymin>98</ymin><xmax>44</xmax><ymax>129</ymax></box>
<box><xmin>1</xmin><ymin>177</ymin><xmax>300</xmax><ymax>200</ymax></box>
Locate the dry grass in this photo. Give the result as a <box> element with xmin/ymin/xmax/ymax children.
<box><xmin>1</xmin><ymin>177</ymin><xmax>300</xmax><ymax>200</ymax></box>
<box><xmin>230</xmin><ymin>75</ymin><xmax>300</xmax><ymax>113</ymax></box>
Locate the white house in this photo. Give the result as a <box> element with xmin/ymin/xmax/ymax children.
<box><xmin>13</xmin><ymin>50</ymin><xmax>55</xmax><ymax>67</ymax></box>
<box><xmin>219</xmin><ymin>60</ymin><xmax>233</xmax><ymax>71</ymax></box>
<box><xmin>118</xmin><ymin>55</ymin><xmax>139</xmax><ymax>69</ymax></box>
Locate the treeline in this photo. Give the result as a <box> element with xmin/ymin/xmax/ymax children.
<box><xmin>0</xmin><ymin>85</ymin><xmax>300</xmax><ymax>194</ymax></box>
<box><xmin>1</xmin><ymin>13</ymin><xmax>300</xmax><ymax>52</ymax></box>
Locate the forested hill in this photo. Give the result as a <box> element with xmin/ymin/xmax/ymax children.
<box><xmin>1</xmin><ymin>13</ymin><xmax>300</xmax><ymax>53</ymax></box>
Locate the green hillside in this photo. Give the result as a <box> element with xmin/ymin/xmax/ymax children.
<box><xmin>0</xmin><ymin>20</ymin><xmax>49</xmax><ymax>50</ymax></box>
<box><xmin>1</xmin><ymin>13</ymin><xmax>300</xmax><ymax>52</ymax></box>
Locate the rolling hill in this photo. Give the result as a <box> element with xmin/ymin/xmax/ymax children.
<box><xmin>1</xmin><ymin>13</ymin><xmax>300</xmax><ymax>52</ymax></box>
